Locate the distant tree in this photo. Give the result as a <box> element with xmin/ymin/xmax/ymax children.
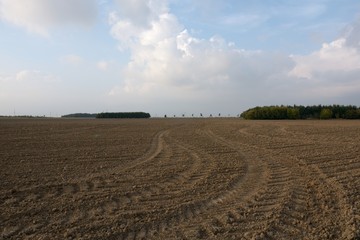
<box><xmin>164</xmin><ymin>114</ymin><xmax>167</xmax><ymax>118</ymax></box>
<box><xmin>210</xmin><ymin>114</ymin><xmax>212</xmax><ymax>117</ymax></box>
<box><xmin>96</xmin><ymin>112</ymin><xmax>150</xmax><ymax>119</ymax></box>
<box><xmin>200</xmin><ymin>113</ymin><xmax>203</xmax><ymax>117</ymax></box>
<box><xmin>287</xmin><ymin>108</ymin><xmax>300</xmax><ymax>119</ymax></box>
<box><xmin>242</xmin><ymin>105</ymin><xmax>360</xmax><ymax>120</ymax></box>
<box><xmin>218</xmin><ymin>113</ymin><xmax>221</xmax><ymax>117</ymax></box>
<box><xmin>345</xmin><ymin>109</ymin><xmax>360</xmax><ymax>119</ymax></box>
<box><xmin>182</xmin><ymin>114</ymin><xmax>185</xmax><ymax>117</ymax></box>
<box><xmin>320</xmin><ymin>108</ymin><xmax>332</xmax><ymax>120</ymax></box>
<box><xmin>62</xmin><ymin>113</ymin><xmax>97</xmax><ymax>118</ymax></box>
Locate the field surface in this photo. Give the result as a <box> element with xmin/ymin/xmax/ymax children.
<box><xmin>1</xmin><ymin>118</ymin><xmax>359</xmax><ymax>239</ymax></box>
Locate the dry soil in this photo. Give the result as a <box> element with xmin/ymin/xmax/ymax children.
<box><xmin>0</xmin><ymin>118</ymin><xmax>359</xmax><ymax>239</ymax></box>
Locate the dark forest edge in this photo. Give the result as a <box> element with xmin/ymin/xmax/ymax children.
<box><xmin>240</xmin><ymin>105</ymin><xmax>360</xmax><ymax>120</ymax></box>
<box><xmin>96</xmin><ymin>112</ymin><xmax>151</xmax><ymax>118</ymax></box>
<box><xmin>61</xmin><ymin>112</ymin><xmax>151</xmax><ymax>119</ymax></box>
<box><xmin>61</xmin><ymin>113</ymin><xmax>97</xmax><ymax>118</ymax></box>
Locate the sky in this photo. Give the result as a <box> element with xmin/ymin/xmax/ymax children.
<box><xmin>1</xmin><ymin>0</ymin><xmax>360</xmax><ymax>117</ymax></box>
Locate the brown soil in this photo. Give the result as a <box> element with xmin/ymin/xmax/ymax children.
<box><xmin>1</xmin><ymin>118</ymin><xmax>359</xmax><ymax>239</ymax></box>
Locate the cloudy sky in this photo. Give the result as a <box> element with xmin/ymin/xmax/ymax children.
<box><xmin>1</xmin><ymin>0</ymin><xmax>360</xmax><ymax>117</ymax></box>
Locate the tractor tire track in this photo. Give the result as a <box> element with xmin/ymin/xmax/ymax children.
<box><xmin>232</xmin><ymin>123</ymin><xmax>357</xmax><ymax>240</ymax></box>
<box><xmin>1</xmin><ymin>129</ymin><xmax>169</xmax><ymax>238</ymax></box>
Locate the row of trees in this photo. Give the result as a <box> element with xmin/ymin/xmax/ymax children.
<box><xmin>240</xmin><ymin>105</ymin><xmax>360</xmax><ymax>120</ymax></box>
<box><xmin>61</xmin><ymin>113</ymin><xmax>97</xmax><ymax>118</ymax></box>
<box><xmin>61</xmin><ymin>112</ymin><xmax>151</xmax><ymax>119</ymax></box>
<box><xmin>0</xmin><ymin>115</ymin><xmax>47</xmax><ymax>118</ymax></box>
<box><xmin>164</xmin><ymin>113</ymin><xmax>240</xmax><ymax>118</ymax></box>
<box><xmin>96</xmin><ymin>112</ymin><xmax>151</xmax><ymax>119</ymax></box>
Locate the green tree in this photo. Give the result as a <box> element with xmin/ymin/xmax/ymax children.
<box><xmin>241</xmin><ymin>105</ymin><xmax>360</xmax><ymax>120</ymax></box>
<box><xmin>287</xmin><ymin>108</ymin><xmax>300</xmax><ymax>119</ymax></box>
<box><xmin>345</xmin><ymin>109</ymin><xmax>360</xmax><ymax>119</ymax></box>
<box><xmin>320</xmin><ymin>108</ymin><xmax>332</xmax><ymax>119</ymax></box>
<box><xmin>96</xmin><ymin>112</ymin><xmax>150</xmax><ymax>118</ymax></box>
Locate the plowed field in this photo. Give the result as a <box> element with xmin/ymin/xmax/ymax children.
<box><xmin>1</xmin><ymin>118</ymin><xmax>359</xmax><ymax>239</ymax></box>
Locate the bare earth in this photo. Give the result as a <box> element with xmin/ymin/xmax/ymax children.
<box><xmin>1</xmin><ymin>118</ymin><xmax>359</xmax><ymax>239</ymax></box>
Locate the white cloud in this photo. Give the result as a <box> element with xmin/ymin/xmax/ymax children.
<box><xmin>289</xmin><ymin>38</ymin><xmax>360</xmax><ymax>79</ymax></box>
<box><xmin>0</xmin><ymin>0</ymin><xmax>98</xmax><ymax>35</ymax></box>
<box><xmin>97</xmin><ymin>60</ymin><xmax>109</xmax><ymax>71</ymax></box>
<box><xmin>106</xmin><ymin>0</ymin><xmax>360</xmax><ymax>112</ymax></box>
<box><xmin>109</xmin><ymin>0</ymin><xmax>174</xmax><ymax>51</ymax></box>
<box><xmin>114</xmin><ymin>0</ymin><xmax>167</xmax><ymax>27</ymax></box>
<box><xmin>0</xmin><ymin>73</ymin><xmax>11</xmax><ymax>82</ymax></box>
<box><xmin>61</xmin><ymin>54</ymin><xmax>84</xmax><ymax>65</ymax></box>
<box><xmin>343</xmin><ymin>17</ymin><xmax>360</xmax><ymax>50</ymax></box>
<box><xmin>14</xmin><ymin>70</ymin><xmax>59</xmax><ymax>82</ymax></box>
<box><xmin>109</xmin><ymin>0</ymin><xmax>293</xmax><ymax>97</ymax></box>
<box><xmin>288</xmin><ymin>19</ymin><xmax>360</xmax><ymax>100</ymax></box>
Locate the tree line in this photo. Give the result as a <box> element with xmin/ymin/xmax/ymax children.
<box><xmin>240</xmin><ymin>105</ymin><xmax>360</xmax><ymax>120</ymax></box>
<box><xmin>61</xmin><ymin>112</ymin><xmax>151</xmax><ymax>118</ymax></box>
<box><xmin>61</xmin><ymin>113</ymin><xmax>97</xmax><ymax>118</ymax></box>
<box><xmin>96</xmin><ymin>112</ymin><xmax>151</xmax><ymax>118</ymax></box>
